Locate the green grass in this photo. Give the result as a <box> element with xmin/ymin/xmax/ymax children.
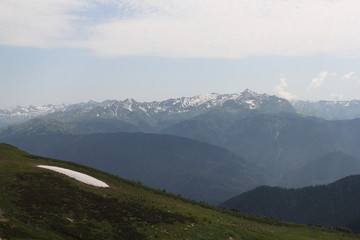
<box><xmin>1</xmin><ymin>143</ymin><xmax>360</xmax><ymax>240</ymax></box>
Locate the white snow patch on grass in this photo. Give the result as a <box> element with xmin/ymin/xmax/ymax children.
<box><xmin>37</xmin><ymin>165</ymin><xmax>109</xmax><ymax>188</ymax></box>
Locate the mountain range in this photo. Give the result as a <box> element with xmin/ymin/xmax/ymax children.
<box><xmin>2</xmin><ymin>89</ymin><xmax>360</xmax><ymax>128</ymax></box>
<box><xmin>2</xmin><ymin>90</ymin><xmax>360</xmax><ymax>238</ymax></box>
<box><xmin>1</xmin><ymin>89</ymin><xmax>360</xmax><ymax>203</ymax></box>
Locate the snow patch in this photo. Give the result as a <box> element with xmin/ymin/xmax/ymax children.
<box><xmin>245</xmin><ymin>100</ymin><xmax>258</xmax><ymax>109</ymax></box>
<box><xmin>37</xmin><ymin>165</ymin><xmax>109</xmax><ymax>188</ymax></box>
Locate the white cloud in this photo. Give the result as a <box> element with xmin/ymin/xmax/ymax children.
<box><xmin>307</xmin><ymin>71</ymin><xmax>334</xmax><ymax>97</ymax></box>
<box><xmin>274</xmin><ymin>74</ymin><xmax>297</xmax><ymax>100</ymax></box>
<box><xmin>343</xmin><ymin>72</ymin><xmax>357</xmax><ymax>80</ymax></box>
<box><xmin>2</xmin><ymin>0</ymin><xmax>360</xmax><ymax>57</ymax></box>
<box><xmin>343</xmin><ymin>72</ymin><xmax>360</xmax><ymax>86</ymax></box>
<box><xmin>309</xmin><ymin>72</ymin><xmax>328</xmax><ymax>89</ymax></box>
<box><xmin>0</xmin><ymin>0</ymin><xmax>89</xmax><ymax>47</ymax></box>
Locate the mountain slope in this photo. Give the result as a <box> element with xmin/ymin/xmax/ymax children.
<box><xmin>1</xmin><ymin>143</ymin><xmax>360</xmax><ymax>240</ymax></box>
<box><xmin>221</xmin><ymin>175</ymin><xmax>360</xmax><ymax>232</ymax></box>
<box><xmin>279</xmin><ymin>152</ymin><xmax>360</xmax><ymax>187</ymax></box>
<box><xmin>164</xmin><ymin>113</ymin><xmax>345</xmax><ymax>176</ymax></box>
<box><xmin>162</xmin><ymin>109</ymin><xmax>241</xmax><ymax>146</ymax></box>
<box><xmin>165</xmin><ymin>112</ymin><xmax>360</xmax><ymax>184</ymax></box>
<box><xmin>223</xmin><ymin>114</ymin><xmax>342</xmax><ymax>174</ymax></box>
<box><xmin>0</xmin><ymin>117</ymin><xmax>140</xmax><ymax>136</ymax></box>
<box><xmin>0</xmin><ymin>132</ymin><xmax>266</xmax><ymax>204</ymax></box>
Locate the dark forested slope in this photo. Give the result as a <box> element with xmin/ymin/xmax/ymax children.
<box><xmin>221</xmin><ymin>175</ymin><xmax>360</xmax><ymax>232</ymax></box>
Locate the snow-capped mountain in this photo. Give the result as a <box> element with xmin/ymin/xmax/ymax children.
<box><xmin>1</xmin><ymin>89</ymin><xmax>293</xmax><ymax>129</ymax></box>
<box><xmin>0</xmin><ymin>101</ymin><xmax>115</xmax><ymax>127</ymax></box>
<box><xmin>44</xmin><ymin>89</ymin><xmax>293</xmax><ymax>122</ymax></box>
<box><xmin>3</xmin><ymin>90</ymin><xmax>360</xmax><ymax>129</ymax></box>
<box><xmin>101</xmin><ymin>89</ymin><xmax>272</xmax><ymax>115</ymax></box>
<box><xmin>0</xmin><ymin>104</ymin><xmax>67</xmax><ymax>119</ymax></box>
<box><xmin>0</xmin><ymin>104</ymin><xmax>67</xmax><ymax>127</ymax></box>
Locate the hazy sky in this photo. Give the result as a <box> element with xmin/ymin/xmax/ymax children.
<box><xmin>1</xmin><ymin>0</ymin><xmax>360</xmax><ymax>107</ymax></box>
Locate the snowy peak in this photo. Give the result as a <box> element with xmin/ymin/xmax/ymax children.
<box><xmin>0</xmin><ymin>104</ymin><xmax>68</xmax><ymax>122</ymax></box>
<box><xmin>179</xmin><ymin>93</ymin><xmax>219</xmax><ymax>108</ymax></box>
<box><xmin>98</xmin><ymin>90</ymin><xmax>272</xmax><ymax>118</ymax></box>
<box><xmin>242</xmin><ymin>88</ymin><xmax>258</xmax><ymax>97</ymax></box>
<box><xmin>0</xmin><ymin>100</ymin><xmax>115</xmax><ymax>127</ymax></box>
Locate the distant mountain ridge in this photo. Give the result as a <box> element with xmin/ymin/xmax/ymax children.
<box><xmin>0</xmin><ymin>100</ymin><xmax>116</xmax><ymax>127</ymax></box>
<box><xmin>43</xmin><ymin>89</ymin><xmax>294</xmax><ymax>127</ymax></box>
<box><xmin>2</xmin><ymin>90</ymin><xmax>360</xmax><ymax>128</ymax></box>
<box><xmin>293</xmin><ymin>100</ymin><xmax>360</xmax><ymax>120</ymax></box>
<box><xmin>0</xmin><ymin>89</ymin><xmax>293</xmax><ymax>128</ymax></box>
<box><xmin>0</xmin><ymin>104</ymin><xmax>68</xmax><ymax>127</ymax></box>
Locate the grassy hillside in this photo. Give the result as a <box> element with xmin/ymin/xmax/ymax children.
<box><xmin>1</xmin><ymin>143</ymin><xmax>360</xmax><ymax>240</ymax></box>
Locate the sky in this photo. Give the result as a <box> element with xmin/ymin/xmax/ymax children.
<box><xmin>1</xmin><ymin>0</ymin><xmax>360</xmax><ymax>107</ymax></box>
